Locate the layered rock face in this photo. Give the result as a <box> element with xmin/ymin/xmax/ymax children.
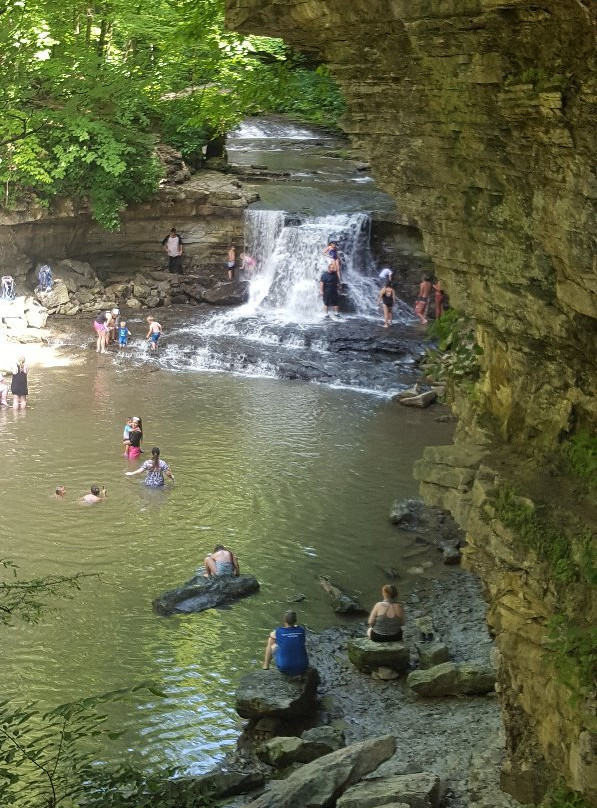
<box><xmin>226</xmin><ymin>0</ymin><xmax>596</xmax><ymax>802</ymax></box>
<box><xmin>227</xmin><ymin>0</ymin><xmax>595</xmax><ymax>446</ymax></box>
<box><xmin>0</xmin><ymin>171</ymin><xmax>253</xmax><ymax>287</ymax></box>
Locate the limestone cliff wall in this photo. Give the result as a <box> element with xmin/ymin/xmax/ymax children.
<box><xmin>226</xmin><ymin>0</ymin><xmax>596</xmax><ymax>802</ymax></box>
<box><xmin>0</xmin><ymin>173</ymin><xmax>251</xmax><ymax>286</ymax></box>
<box><xmin>227</xmin><ymin>0</ymin><xmax>596</xmax><ymax>447</ymax></box>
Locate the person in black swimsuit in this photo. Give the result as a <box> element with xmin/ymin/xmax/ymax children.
<box><xmin>377</xmin><ymin>282</ymin><xmax>397</xmax><ymax>328</ymax></box>
<box><xmin>320</xmin><ymin>263</ymin><xmax>341</xmax><ymax>319</ymax></box>
<box><xmin>11</xmin><ymin>357</ymin><xmax>29</xmax><ymax>410</ymax></box>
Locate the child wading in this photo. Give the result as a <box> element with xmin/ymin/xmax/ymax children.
<box><xmin>118</xmin><ymin>321</ymin><xmax>131</xmax><ymax>348</ymax></box>
<box><xmin>146</xmin><ymin>316</ymin><xmax>162</xmax><ymax>351</ymax></box>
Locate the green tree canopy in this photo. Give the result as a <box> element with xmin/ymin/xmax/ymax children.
<box><xmin>0</xmin><ymin>0</ymin><xmax>344</xmax><ymax>227</ymax></box>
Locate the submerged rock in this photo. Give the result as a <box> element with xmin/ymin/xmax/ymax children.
<box><xmin>407</xmin><ymin>661</ymin><xmax>495</xmax><ymax>697</ymax></box>
<box><xmin>152</xmin><ymin>572</ymin><xmax>260</xmax><ymax>615</ymax></box>
<box><xmin>235</xmin><ymin>667</ymin><xmax>320</xmax><ymax>720</ymax></box>
<box><xmin>318</xmin><ymin>575</ymin><xmax>366</xmax><ymax>614</ymax></box>
<box><xmin>243</xmin><ymin>735</ymin><xmax>396</xmax><ymax>808</ymax></box>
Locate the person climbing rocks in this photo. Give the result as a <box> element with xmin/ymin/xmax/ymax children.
<box><xmin>323</xmin><ymin>240</ymin><xmax>342</xmax><ymax>281</ymax></box>
<box><xmin>320</xmin><ymin>262</ymin><xmax>341</xmax><ymax>319</ymax></box>
<box><xmin>367</xmin><ymin>584</ymin><xmax>405</xmax><ymax>642</ymax></box>
<box><xmin>378</xmin><ymin>267</ymin><xmax>394</xmax><ymax>287</ymax></box>
<box><xmin>162</xmin><ymin>227</ymin><xmax>183</xmax><ymax>273</ymax></box>
<box><xmin>227</xmin><ymin>243</ymin><xmax>236</xmax><ymax>280</ymax></box>
<box><xmin>263</xmin><ymin>610</ymin><xmax>309</xmax><ymax>675</ymax></box>
<box><xmin>414</xmin><ymin>275</ymin><xmax>432</xmax><ymax>325</ymax></box>
<box><xmin>204</xmin><ymin>545</ymin><xmax>240</xmax><ymax>577</ymax></box>
<box><xmin>433</xmin><ymin>279</ymin><xmax>445</xmax><ymax>319</ymax></box>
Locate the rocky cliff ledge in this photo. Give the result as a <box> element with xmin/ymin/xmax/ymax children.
<box><xmin>0</xmin><ymin>170</ymin><xmax>254</xmax><ymax>287</ymax></box>
<box><xmin>225</xmin><ymin>0</ymin><xmax>596</xmax><ymax>802</ymax></box>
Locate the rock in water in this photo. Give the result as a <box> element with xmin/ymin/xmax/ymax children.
<box><xmin>204</xmin><ymin>280</ymin><xmax>250</xmax><ymax>306</ymax></box>
<box><xmin>318</xmin><ymin>575</ymin><xmax>366</xmax><ymax>614</ymax></box>
<box><xmin>235</xmin><ymin>668</ymin><xmax>320</xmax><ymax>720</ymax></box>
<box><xmin>152</xmin><ymin>573</ymin><xmax>260</xmax><ymax>615</ymax></box>
<box><xmin>407</xmin><ymin>661</ymin><xmax>495</xmax><ymax>696</ymax></box>
<box><xmin>347</xmin><ymin>637</ymin><xmax>410</xmax><ymax>674</ymax></box>
<box><xmin>243</xmin><ymin>735</ymin><xmax>396</xmax><ymax>808</ymax></box>
<box><xmin>337</xmin><ymin>772</ymin><xmax>441</xmax><ymax>808</ymax></box>
<box><xmin>256</xmin><ymin>726</ymin><xmax>346</xmax><ymax>768</ymax></box>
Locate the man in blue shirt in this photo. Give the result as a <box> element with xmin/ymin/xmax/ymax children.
<box><xmin>263</xmin><ymin>610</ymin><xmax>309</xmax><ymax>676</ymax></box>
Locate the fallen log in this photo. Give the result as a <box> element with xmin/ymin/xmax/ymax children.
<box><xmin>317</xmin><ymin>575</ymin><xmax>366</xmax><ymax>614</ymax></box>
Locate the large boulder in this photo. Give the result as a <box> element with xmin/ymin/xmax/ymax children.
<box><xmin>235</xmin><ymin>667</ymin><xmax>320</xmax><ymax>721</ymax></box>
<box><xmin>150</xmin><ymin>769</ymin><xmax>264</xmax><ymax>803</ymax></box>
<box><xmin>347</xmin><ymin>638</ymin><xmax>410</xmax><ymax>674</ymax></box>
<box><xmin>407</xmin><ymin>661</ymin><xmax>495</xmax><ymax>697</ymax></box>
<box><xmin>204</xmin><ymin>280</ymin><xmax>250</xmax><ymax>306</ymax></box>
<box><xmin>243</xmin><ymin>736</ymin><xmax>396</xmax><ymax>808</ymax></box>
<box><xmin>414</xmin><ymin>641</ymin><xmax>450</xmax><ymax>669</ymax></box>
<box><xmin>36</xmin><ymin>279</ymin><xmax>71</xmax><ymax>311</ymax></box>
<box><xmin>336</xmin><ymin>772</ymin><xmax>441</xmax><ymax>808</ymax></box>
<box><xmin>152</xmin><ymin>572</ymin><xmax>260</xmax><ymax>615</ymax></box>
<box><xmin>256</xmin><ymin>726</ymin><xmax>345</xmax><ymax>768</ymax></box>
<box><xmin>53</xmin><ymin>259</ymin><xmax>98</xmax><ymax>289</ymax></box>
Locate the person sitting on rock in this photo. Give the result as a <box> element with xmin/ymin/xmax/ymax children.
<box><xmin>367</xmin><ymin>584</ymin><xmax>405</xmax><ymax>642</ymax></box>
<box><xmin>204</xmin><ymin>544</ymin><xmax>240</xmax><ymax>577</ymax></box>
<box><xmin>263</xmin><ymin>610</ymin><xmax>309</xmax><ymax>675</ymax></box>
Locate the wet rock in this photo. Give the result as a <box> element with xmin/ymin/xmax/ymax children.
<box><xmin>415</xmin><ymin>641</ymin><xmax>451</xmax><ymax>669</ymax></box>
<box><xmin>336</xmin><ymin>772</ymin><xmax>441</xmax><ymax>808</ymax></box>
<box><xmin>441</xmin><ymin>542</ymin><xmax>461</xmax><ymax>565</ymax></box>
<box><xmin>235</xmin><ymin>667</ymin><xmax>320</xmax><ymax>721</ymax></box>
<box><xmin>414</xmin><ymin>615</ymin><xmax>436</xmax><ymax>642</ymax></box>
<box><xmin>372</xmin><ymin>666</ymin><xmax>400</xmax><ymax>681</ymax></box>
<box><xmin>389</xmin><ymin>498</ymin><xmax>421</xmax><ymax>526</ymax></box>
<box><xmin>126</xmin><ymin>297</ymin><xmax>142</xmax><ymax>309</ymax></box>
<box><xmin>347</xmin><ymin>638</ymin><xmax>410</xmax><ymax>674</ymax></box>
<box><xmin>407</xmin><ymin>661</ymin><xmax>495</xmax><ymax>697</ymax></box>
<box><xmin>157</xmin><ymin>769</ymin><xmax>264</xmax><ymax>802</ymax></box>
<box><xmin>256</xmin><ymin>726</ymin><xmax>344</xmax><ymax>768</ymax></box>
<box><xmin>243</xmin><ymin>735</ymin><xmax>396</xmax><ymax>808</ymax></box>
<box><xmin>204</xmin><ymin>280</ymin><xmax>250</xmax><ymax>306</ymax></box>
<box><xmin>397</xmin><ymin>390</ymin><xmax>437</xmax><ymax>408</ymax></box>
<box><xmin>152</xmin><ymin>572</ymin><xmax>260</xmax><ymax>615</ymax></box>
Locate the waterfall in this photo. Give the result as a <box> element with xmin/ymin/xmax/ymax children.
<box><xmin>240</xmin><ymin>210</ymin><xmax>380</xmax><ymax>323</ymax></box>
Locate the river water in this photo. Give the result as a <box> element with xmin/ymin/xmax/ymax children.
<box><xmin>2</xmin><ymin>118</ymin><xmax>454</xmax><ymax>775</ymax></box>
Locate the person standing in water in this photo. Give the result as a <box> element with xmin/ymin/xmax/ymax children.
<box><xmin>126</xmin><ymin>447</ymin><xmax>174</xmax><ymax>487</ymax></box>
<box><xmin>319</xmin><ymin>263</ymin><xmax>341</xmax><ymax>319</ymax></box>
<box><xmin>227</xmin><ymin>243</ymin><xmax>236</xmax><ymax>280</ymax></box>
<box><xmin>146</xmin><ymin>316</ymin><xmax>162</xmax><ymax>351</ymax></box>
<box><xmin>377</xmin><ymin>281</ymin><xmax>397</xmax><ymax>328</ymax></box>
<box><xmin>11</xmin><ymin>356</ymin><xmax>28</xmax><ymax>409</ymax></box>
<box><xmin>93</xmin><ymin>310</ymin><xmax>110</xmax><ymax>353</ymax></box>
<box><xmin>378</xmin><ymin>267</ymin><xmax>394</xmax><ymax>287</ymax></box>
<box><xmin>124</xmin><ymin>416</ymin><xmax>143</xmax><ymax>459</ymax></box>
<box><xmin>118</xmin><ymin>320</ymin><xmax>131</xmax><ymax>348</ymax></box>
<box><xmin>414</xmin><ymin>276</ymin><xmax>432</xmax><ymax>325</ymax></box>
<box><xmin>162</xmin><ymin>227</ymin><xmax>183</xmax><ymax>273</ymax></box>
<box><xmin>0</xmin><ymin>372</ymin><xmax>8</xmax><ymax>406</ymax></box>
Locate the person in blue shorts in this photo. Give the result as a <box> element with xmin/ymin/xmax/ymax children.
<box><xmin>118</xmin><ymin>320</ymin><xmax>131</xmax><ymax>348</ymax></box>
<box><xmin>263</xmin><ymin>610</ymin><xmax>309</xmax><ymax>675</ymax></box>
<box><xmin>146</xmin><ymin>316</ymin><xmax>162</xmax><ymax>351</ymax></box>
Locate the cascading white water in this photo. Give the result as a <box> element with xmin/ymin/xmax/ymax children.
<box><xmin>240</xmin><ymin>210</ymin><xmax>381</xmax><ymax>323</ymax></box>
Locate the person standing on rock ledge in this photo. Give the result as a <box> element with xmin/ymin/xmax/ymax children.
<box><xmin>320</xmin><ymin>263</ymin><xmax>342</xmax><ymax>320</ymax></box>
<box><xmin>263</xmin><ymin>610</ymin><xmax>309</xmax><ymax>675</ymax></box>
<box><xmin>414</xmin><ymin>275</ymin><xmax>432</xmax><ymax>325</ymax></box>
<box><xmin>227</xmin><ymin>243</ymin><xmax>236</xmax><ymax>280</ymax></box>
<box><xmin>162</xmin><ymin>227</ymin><xmax>183</xmax><ymax>273</ymax></box>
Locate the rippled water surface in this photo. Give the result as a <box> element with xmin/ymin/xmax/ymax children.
<box><xmin>2</xmin><ymin>358</ymin><xmax>453</xmax><ymax>773</ymax></box>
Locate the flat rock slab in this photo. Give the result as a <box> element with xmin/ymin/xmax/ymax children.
<box><xmin>407</xmin><ymin>661</ymin><xmax>495</xmax><ymax>697</ymax></box>
<box><xmin>244</xmin><ymin>735</ymin><xmax>396</xmax><ymax>808</ymax></box>
<box><xmin>415</xmin><ymin>641</ymin><xmax>451</xmax><ymax>669</ymax></box>
<box><xmin>204</xmin><ymin>280</ymin><xmax>250</xmax><ymax>305</ymax></box>
<box><xmin>337</xmin><ymin>772</ymin><xmax>441</xmax><ymax>808</ymax></box>
<box><xmin>236</xmin><ymin>667</ymin><xmax>320</xmax><ymax>720</ymax></box>
<box><xmin>158</xmin><ymin>770</ymin><xmax>264</xmax><ymax>801</ymax></box>
<box><xmin>257</xmin><ymin>725</ymin><xmax>345</xmax><ymax>768</ymax></box>
<box><xmin>152</xmin><ymin>573</ymin><xmax>260</xmax><ymax>615</ymax></box>
<box><xmin>347</xmin><ymin>638</ymin><xmax>410</xmax><ymax>673</ymax></box>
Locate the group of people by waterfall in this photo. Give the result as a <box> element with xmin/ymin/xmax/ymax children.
<box><xmin>93</xmin><ymin>309</ymin><xmax>162</xmax><ymax>353</ymax></box>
